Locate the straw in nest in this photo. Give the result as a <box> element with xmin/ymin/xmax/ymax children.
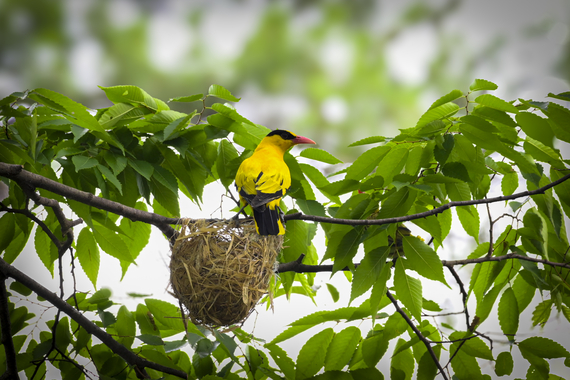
<box><xmin>170</xmin><ymin>219</ymin><xmax>283</xmax><ymax>326</ymax></box>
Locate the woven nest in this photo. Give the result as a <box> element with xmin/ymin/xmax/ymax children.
<box><xmin>170</xmin><ymin>219</ymin><xmax>283</xmax><ymax>326</ymax></box>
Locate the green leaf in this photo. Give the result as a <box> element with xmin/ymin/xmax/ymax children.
<box><xmin>532</xmin><ymin>299</ymin><xmax>553</xmax><ymax>327</ymax></box>
<box><xmin>33</xmin><ymin>88</ymin><xmax>104</xmax><ymax>132</ymax></box>
<box><xmin>498</xmin><ymin>287</ymin><xmax>519</xmax><ymax>340</ymax></box>
<box><xmin>116</xmin><ymin>306</ymin><xmax>136</xmax><ymax>348</ymax></box>
<box><xmin>326</xmin><ymin>284</ymin><xmax>340</xmax><ymax>303</ymax></box>
<box><xmin>75</xmin><ymin>228</ymin><xmax>100</xmax><ymax>289</ymax></box>
<box><xmin>456</xmin><ymin>205</ymin><xmax>480</xmax><ymax>243</ymax></box>
<box><xmin>99</xmin><ymin>103</ymin><xmax>147</xmax><ymax>129</ymax></box>
<box><xmin>516</xmin><ymin>112</ymin><xmax>555</xmax><ymax>149</ymax></box>
<box><xmin>362</xmin><ymin>332</ymin><xmax>389</xmax><ymax>368</ymax></box>
<box><xmin>449</xmin><ymin>343</ymin><xmax>484</xmax><ymax>379</ymax></box>
<box><xmin>518</xmin><ymin>337</ymin><xmax>570</xmax><ymax>358</ymax></box>
<box><xmin>524</xmin><ymin>136</ymin><xmax>561</xmax><ymax>165</ymax></box>
<box><xmin>71</xmin><ymin>155</ymin><xmax>98</xmax><ymax>171</ymax></box>
<box><xmin>351</xmin><ymin>246</ymin><xmax>390</xmax><ymax>302</ymax></box>
<box><xmin>331</xmin><ymin>228</ymin><xmax>364</xmax><ymax>273</ymax></box>
<box><xmin>428</xmin><ymin>89</ymin><xmax>464</xmax><ymax>109</ymax></box>
<box><xmin>300</xmin><ymin>148</ymin><xmax>342</xmax><ymax>164</ymax></box>
<box><xmin>469</xmin><ymin>79</ymin><xmax>498</xmax><ymax>92</ymax></box>
<box><xmin>295</xmin><ymin>328</ymin><xmax>334</xmax><ymax>380</ymax></box>
<box><xmin>348</xmin><ymin>136</ymin><xmax>386</xmax><ymax>147</ymax></box>
<box><xmin>324</xmin><ymin>326</ymin><xmax>361</xmax><ymax>371</ymax></box>
<box><xmin>0</xmin><ymin>213</ymin><xmax>16</xmax><ymax>254</ymax></box>
<box><xmin>216</xmin><ymin>139</ymin><xmax>240</xmax><ymax>188</ymax></box>
<box><xmin>501</xmin><ymin>172</ymin><xmax>518</xmax><ymax>196</ymax></box>
<box><xmin>128</xmin><ymin>159</ymin><xmax>154</xmax><ymax>180</ymax></box>
<box><xmin>394</xmin><ymin>260</ymin><xmax>422</xmax><ymax>321</ymax></box>
<box><xmin>345</xmin><ymin>145</ymin><xmax>391</xmax><ymax>181</ymax></box>
<box><xmin>150</xmin><ymin>176</ymin><xmax>180</xmax><ymax>217</ymax></box>
<box><xmin>267</xmin><ymin>344</ymin><xmax>295</xmax><ymax>380</ymax></box>
<box><xmin>169</xmin><ymin>94</ymin><xmax>204</xmax><ymax>102</ymax></box>
<box><xmin>402</xmin><ymin>236</ymin><xmax>448</xmax><ymax>287</ymax></box>
<box><xmin>34</xmin><ymin>223</ymin><xmax>58</xmax><ymax>275</ymax></box>
<box><xmin>119</xmin><ymin>202</ymin><xmax>151</xmax><ymax>263</ymax></box>
<box><xmin>9</xmin><ymin>281</ymin><xmax>32</xmax><ymax>296</ymax></box>
<box><xmin>144</xmin><ymin>299</ymin><xmax>185</xmax><ymax>334</ymax></box>
<box><xmin>442</xmin><ymin>161</ymin><xmax>470</xmax><ymax>182</ymax></box>
<box><xmin>415</xmin><ymin>102</ymin><xmax>460</xmax><ymax>128</ymax></box>
<box><xmin>98</xmin><ymin>85</ymin><xmax>158</xmax><ymax>111</ymax></box>
<box><xmin>92</xmin><ymin>224</ymin><xmax>133</xmax><ymax>264</ymax></box>
<box><xmin>137</xmin><ymin>334</ymin><xmax>164</xmax><ymax>346</ymax></box>
<box><xmin>495</xmin><ymin>351</ymin><xmax>514</xmax><ymax>376</ymax></box>
<box><xmin>97</xmin><ymin>165</ymin><xmax>122</xmax><ymax>195</ymax></box>
<box><xmin>475</xmin><ymin>94</ymin><xmax>518</xmax><ymax>113</ymax></box>
<box><xmin>208</xmin><ymin>84</ymin><xmax>240</xmax><ymax>102</ymax></box>
<box><xmin>390</xmin><ymin>338</ymin><xmax>415</xmax><ymax>380</ymax></box>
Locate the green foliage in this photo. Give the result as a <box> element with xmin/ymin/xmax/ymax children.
<box><xmin>1</xmin><ymin>81</ymin><xmax>570</xmax><ymax>379</ymax></box>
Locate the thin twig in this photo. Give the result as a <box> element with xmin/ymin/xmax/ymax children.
<box><xmin>386</xmin><ymin>290</ymin><xmax>448</xmax><ymax>380</ymax></box>
<box><xmin>0</xmin><ymin>258</ymin><xmax>188</xmax><ymax>379</ymax></box>
<box><xmin>445</xmin><ymin>266</ymin><xmax>470</xmax><ymax>329</ymax></box>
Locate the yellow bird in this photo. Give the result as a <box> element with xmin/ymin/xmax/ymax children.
<box><xmin>235</xmin><ymin>129</ymin><xmax>316</xmax><ymax>235</ymax></box>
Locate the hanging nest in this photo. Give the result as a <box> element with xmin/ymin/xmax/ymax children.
<box><xmin>169</xmin><ymin>219</ymin><xmax>283</xmax><ymax>326</ymax></box>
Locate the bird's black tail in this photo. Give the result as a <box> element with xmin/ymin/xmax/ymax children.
<box><xmin>253</xmin><ymin>205</ymin><xmax>284</xmax><ymax>235</ymax></box>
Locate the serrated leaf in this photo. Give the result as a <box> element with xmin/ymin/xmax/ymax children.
<box><xmin>449</xmin><ymin>344</ymin><xmax>484</xmax><ymax>379</ymax></box>
<box><xmin>518</xmin><ymin>336</ymin><xmax>570</xmax><ymax>358</ymax></box>
<box><xmin>495</xmin><ymin>351</ymin><xmax>514</xmax><ymax>376</ymax></box>
<box><xmin>0</xmin><ymin>213</ymin><xmax>16</xmax><ymax>254</ymax></box>
<box><xmin>402</xmin><ymin>236</ymin><xmax>448</xmax><ymax>287</ymax></box>
<box><xmin>456</xmin><ymin>205</ymin><xmax>480</xmax><ymax>243</ymax></box>
<box><xmin>116</xmin><ymin>306</ymin><xmax>135</xmax><ymax>348</ymax></box>
<box><xmin>97</xmin><ymin>165</ymin><xmax>122</xmax><ymax>195</ymax></box>
<box><xmin>324</xmin><ymin>326</ymin><xmax>361</xmax><ymax>371</ymax></box>
<box><xmin>34</xmin><ymin>222</ymin><xmax>58</xmax><ymax>275</ymax></box>
<box><xmin>469</xmin><ymin>79</ymin><xmax>498</xmax><ymax>92</ymax></box>
<box><xmin>92</xmin><ymin>224</ymin><xmax>133</xmax><ymax>264</ymax></box>
<box><xmin>415</xmin><ymin>102</ymin><xmax>460</xmax><ymax>128</ymax></box>
<box><xmin>98</xmin><ymin>85</ymin><xmax>158</xmax><ymax>111</ymax></box>
<box><xmin>33</xmin><ymin>88</ymin><xmax>104</xmax><ymax>132</ymax></box>
<box><xmin>348</xmin><ymin>136</ymin><xmax>386</xmax><ymax>147</ymax></box>
<box><xmin>144</xmin><ymin>299</ymin><xmax>185</xmax><ymax>333</ymax></box>
<box><xmin>128</xmin><ymin>159</ymin><xmax>154</xmax><ymax>180</ymax></box>
<box><xmin>216</xmin><ymin>139</ymin><xmax>240</xmax><ymax>188</ymax></box>
<box><xmin>326</xmin><ymin>284</ymin><xmax>340</xmax><ymax>303</ymax></box>
<box><xmin>498</xmin><ymin>287</ymin><xmax>519</xmax><ymax>340</ymax></box>
<box><xmin>350</xmin><ymin>246</ymin><xmax>390</xmax><ymax>302</ymax></box>
<box><xmin>475</xmin><ymin>94</ymin><xmax>518</xmax><ymax>113</ymax></box>
<box><xmin>532</xmin><ymin>299</ymin><xmax>553</xmax><ymax>327</ymax></box>
<box><xmin>267</xmin><ymin>344</ymin><xmax>295</xmax><ymax>380</ymax></box>
<box><xmin>429</xmin><ymin>89</ymin><xmax>464</xmax><ymax>109</ymax></box>
<box><xmin>137</xmin><ymin>334</ymin><xmax>164</xmax><ymax>346</ymax></box>
<box><xmin>71</xmin><ymin>155</ymin><xmax>98</xmax><ymax>171</ymax></box>
<box><xmin>390</xmin><ymin>338</ymin><xmax>415</xmax><ymax>380</ymax></box>
<box><xmin>169</xmin><ymin>94</ymin><xmax>204</xmax><ymax>102</ymax></box>
<box><xmin>75</xmin><ymin>228</ymin><xmax>100</xmax><ymax>289</ymax></box>
<box><xmin>501</xmin><ymin>172</ymin><xmax>518</xmax><ymax>196</ymax></box>
<box><xmin>300</xmin><ymin>148</ymin><xmax>342</xmax><ymax>164</ymax></box>
<box><xmin>345</xmin><ymin>145</ymin><xmax>391</xmax><ymax>181</ymax></box>
<box><xmin>208</xmin><ymin>84</ymin><xmax>240</xmax><ymax>102</ymax></box>
<box><xmin>524</xmin><ymin>136</ymin><xmax>561</xmax><ymax>165</ymax></box>
<box><xmin>295</xmin><ymin>328</ymin><xmax>334</xmax><ymax>380</ymax></box>
<box><xmin>394</xmin><ymin>260</ymin><xmax>422</xmax><ymax>321</ymax></box>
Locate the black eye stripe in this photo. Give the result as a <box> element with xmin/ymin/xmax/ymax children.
<box><xmin>267</xmin><ymin>129</ymin><xmax>295</xmax><ymax>140</ymax></box>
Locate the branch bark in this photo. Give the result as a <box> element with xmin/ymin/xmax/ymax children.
<box><xmin>0</xmin><ymin>162</ymin><xmax>179</xmax><ymax>241</ymax></box>
<box><xmin>0</xmin><ymin>258</ymin><xmax>188</xmax><ymax>379</ymax></box>
<box><xmin>284</xmin><ymin>172</ymin><xmax>570</xmax><ymax>226</ymax></box>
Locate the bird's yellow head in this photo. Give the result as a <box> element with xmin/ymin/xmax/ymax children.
<box><xmin>260</xmin><ymin>129</ymin><xmax>316</xmax><ymax>153</ymax></box>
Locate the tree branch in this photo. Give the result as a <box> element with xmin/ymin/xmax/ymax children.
<box><xmin>0</xmin><ymin>162</ymin><xmax>178</xmax><ymax>241</ymax></box>
<box><xmin>445</xmin><ymin>266</ymin><xmax>470</xmax><ymax>329</ymax></box>
<box><xmin>386</xmin><ymin>290</ymin><xmax>448</xmax><ymax>380</ymax></box>
<box><xmin>284</xmin><ymin>172</ymin><xmax>570</xmax><ymax>226</ymax></box>
<box><xmin>0</xmin><ymin>258</ymin><xmax>188</xmax><ymax>379</ymax></box>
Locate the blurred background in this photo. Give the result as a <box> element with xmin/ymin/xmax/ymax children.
<box><xmin>1</xmin><ymin>0</ymin><xmax>569</xmax><ymax>160</ymax></box>
<box><xmin>3</xmin><ymin>0</ymin><xmax>570</xmax><ymax>377</ymax></box>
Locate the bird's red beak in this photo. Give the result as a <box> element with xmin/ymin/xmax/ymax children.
<box><xmin>291</xmin><ymin>135</ymin><xmax>316</xmax><ymax>145</ymax></box>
